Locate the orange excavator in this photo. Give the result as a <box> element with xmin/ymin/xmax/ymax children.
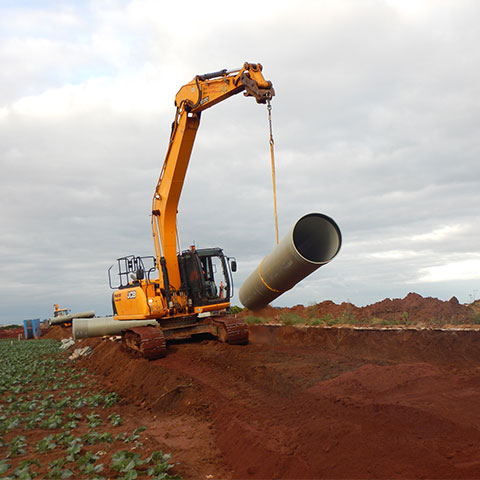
<box><xmin>53</xmin><ymin>304</ymin><xmax>70</xmax><ymax>326</ymax></box>
<box><xmin>54</xmin><ymin>304</ymin><xmax>70</xmax><ymax>318</ymax></box>
<box><xmin>108</xmin><ymin>63</ymin><xmax>275</xmax><ymax>359</ymax></box>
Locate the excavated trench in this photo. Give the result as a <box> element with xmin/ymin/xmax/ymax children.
<box><xmin>42</xmin><ymin>321</ymin><xmax>480</xmax><ymax>480</ymax></box>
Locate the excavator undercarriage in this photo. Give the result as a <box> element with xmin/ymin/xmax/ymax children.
<box><xmin>121</xmin><ymin>315</ymin><xmax>248</xmax><ymax>360</ymax></box>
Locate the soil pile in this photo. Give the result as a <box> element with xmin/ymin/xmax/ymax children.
<box><xmin>242</xmin><ymin>292</ymin><xmax>475</xmax><ymax>325</ymax></box>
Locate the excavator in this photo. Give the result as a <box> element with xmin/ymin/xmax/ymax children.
<box><xmin>52</xmin><ymin>304</ymin><xmax>71</xmax><ymax>327</ymax></box>
<box><xmin>108</xmin><ymin>62</ymin><xmax>275</xmax><ymax>359</ymax></box>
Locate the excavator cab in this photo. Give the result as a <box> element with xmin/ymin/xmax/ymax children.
<box><xmin>179</xmin><ymin>247</ymin><xmax>235</xmax><ymax>307</ymax></box>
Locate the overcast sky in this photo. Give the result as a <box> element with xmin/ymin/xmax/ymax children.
<box><xmin>1</xmin><ymin>0</ymin><xmax>479</xmax><ymax>324</ymax></box>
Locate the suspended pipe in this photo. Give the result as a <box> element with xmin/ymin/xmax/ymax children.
<box><xmin>239</xmin><ymin>213</ymin><xmax>341</xmax><ymax>310</ymax></box>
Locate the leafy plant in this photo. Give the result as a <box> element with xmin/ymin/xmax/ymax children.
<box><xmin>62</xmin><ymin>420</ymin><xmax>78</xmax><ymax>431</ymax></box>
<box><xmin>12</xmin><ymin>459</ymin><xmax>42</xmax><ymax>479</ymax></box>
<box><xmin>82</xmin><ymin>429</ymin><xmax>101</xmax><ymax>445</ymax></box>
<box><xmin>54</xmin><ymin>396</ymin><xmax>71</xmax><ymax>409</ymax></box>
<box><xmin>125</xmin><ymin>426</ymin><xmax>147</xmax><ymax>443</ymax></box>
<box><xmin>41</xmin><ymin>413</ymin><xmax>63</xmax><ymax>430</ymax></box>
<box><xmin>8</xmin><ymin>435</ymin><xmax>27</xmax><ymax>456</ymax></box>
<box><xmin>65</xmin><ymin>438</ymin><xmax>83</xmax><ymax>461</ymax></box>
<box><xmin>337</xmin><ymin>310</ymin><xmax>357</xmax><ymax>325</ymax></box>
<box><xmin>103</xmin><ymin>392</ymin><xmax>119</xmax><ymax>408</ymax></box>
<box><xmin>110</xmin><ymin>450</ymin><xmax>181</xmax><ymax>480</ymax></box>
<box><xmin>86</xmin><ymin>412</ymin><xmax>102</xmax><ymax>428</ymax></box>
<box><xmin>5</xmin><ymin>415</ymin><xmax>21</xmax><ymax>431</ymax></box>
<box><xmin>115</xmin><ymin>432</ymin><xmax>127</xmax><ymax>442</ymax></box>
<box><xmin>245</xmin><ymin>315</ymin><xmax>266</xmax><ymax>325</ymax></box>
<box><xmin>87</xmin><ymin>393</ymin><xmax>104</xmax><ymax>408</ymax></box>
<box><xmin>24</xmin><ymin>411</ymin><xmax>45</xmax><ymax>430</ymax></box>
<box><xmin>98</xmin><ymin>432</ymin><xmax>114</xmax><ymax>443</ymax></box>
<box><xmin>111</xmin><ymin>450</ymin><xmax>142</xmax><ymax>478</ymax></box>
<box><xmin>45</xmin><ymin>458</ymin><xmax>73</xmax><ymax>479</ymax></box>
<box><xmin>144</xmin><ymin>451</ymin><xmax>178</xmax><ymax>477</ymax></box>
<box><xmin>0</xmin><ymin>459</ymin><xmax>10</xmax><ymax>474</ymax></box>
<box><xmin>76</xmin><ymin>450</ymin><xmax>100</xmax><ymax>469</ymax></box>
<box><xmin>228</xmin><ymin>305</ymin><xmax>245</xmax><ymax>314</ymax></box>
<box><xmin>35</xmin><ymin>434</ymin><xmax>57</xmax><ymax>453</ymax></box>
<box><xmin>280</xmin><ymin>313</ymin><xmax>304</xmax><ymax>325</ymax></box>
<box><xmin>67</xmin><ymin>412</ymin><xmax>82</xmax><ymax>421</ymax></box>
<box><xmin>55</xmin><ymin>432</ymin><xmax>74</xmax><ymax>446</ymax></box>
<box><xmin>108</xmin><ymin>413</ymin><xmax>123</xmax><ymax>426</ymax></box>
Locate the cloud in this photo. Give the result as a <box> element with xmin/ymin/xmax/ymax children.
<box><xmin>1</xmin><ymin>0</ymin><xmax>480</xmax><ymax>323</ymax></box>
<box><xmin>411</xmin><ymin>225</ymin><xmax>467</xmax><ymax>242</ymax></box>
<box><xmin>417</xmin><ymin>257</ymin><xmax>480</xmax><ymax>283</ymax></box>
<box><xmin>3</xmin><ymin>69</ymin><xmax>172</xmax><ymax>118</ymax></box>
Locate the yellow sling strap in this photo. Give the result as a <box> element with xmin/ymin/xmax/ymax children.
<box><xmin>267</xmin><ymin>98</ymin><xmax>279</xmax><ymax>245</ymax></box>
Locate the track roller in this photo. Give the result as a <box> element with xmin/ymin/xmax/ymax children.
<box><xmin>213</xmin><ymin>316</ymin><xmax>249</xmax><ymax>345</ymax></box>
<box><xmin>122</xmin><ymin>326</ymin><xmax>167</xmax><ymax>360</ymax></box>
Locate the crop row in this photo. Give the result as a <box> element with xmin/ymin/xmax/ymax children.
<box><xmin>0</xmin><ymin>339</ymin><xmax>181</xmax><ymax>480</ymax></box>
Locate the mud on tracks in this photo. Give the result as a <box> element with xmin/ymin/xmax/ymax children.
<box><xmin>63</xmin><ymin>325</ymin><xmax>480</xmax><ymax>479</ymax></box>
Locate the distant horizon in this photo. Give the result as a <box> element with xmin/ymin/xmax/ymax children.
<box><xmin>2</xmin><ymin>290</ymin><xmax>477</xmax><ymax>326</ymax></box>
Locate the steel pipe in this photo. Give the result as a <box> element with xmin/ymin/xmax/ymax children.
<box><xmin>48</xmin><ymin>311</ymin><xmax>95</xmax><ymax>326</ymax></box>
<box><xmin>239</xmin><ymin>213</ymin><xmax>341</xmax><ymax>310</ymax></box>
<box><xmin>72</xmin><ymin>317</ymin><xmax>158</xmax><ymax>339</ymax></box>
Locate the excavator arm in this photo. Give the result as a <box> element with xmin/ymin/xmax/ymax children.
<box><xmin>151</xmin><ymin>62</ymin><xmax>275</xmax><ymax>307</ymax></box>
<box><xmin>175</xmin><ymin>62</ymin><xmax>274</xmax><ymax>112</ymax></box>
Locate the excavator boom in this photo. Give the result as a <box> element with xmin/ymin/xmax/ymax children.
<box><xmin>151</xmin><ymin>63</ymin><xmax>274</xmax><ymax>309</ymax></box>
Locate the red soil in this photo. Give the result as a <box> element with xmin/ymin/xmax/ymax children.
<box><xmin>244</xmin><ymin>292</ymin><xmax>476</xmax><ymax>325</ymax></box>
<box><xmin>0</xmin><ymin>326</ymin><xmax>24</xmax><ymax>338</ymax></box>
<box><xmin>40</xmin><ymin>294</ymin><xmax>480</xmax><ymax>479</ymax></box>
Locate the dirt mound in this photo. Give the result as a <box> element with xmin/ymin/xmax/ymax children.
<box><xmin>361</xmin><ymin>292</ymin><xmax>471</xmax><ymax>323</ymax></box>
<box><xmin>242</xmin><ymin>292</ymin><xmax>475</xmax><ymax>325</ymax></box>
<box><xmin>41</xmin><ymin>325</ymin><xmax>72</xmax><ymax>340</ymax></box>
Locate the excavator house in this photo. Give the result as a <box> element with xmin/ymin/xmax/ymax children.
<box><xmin>108</xmin><ymin>63</ymin><xmax>275</xmax><ymax>359</ymax></box>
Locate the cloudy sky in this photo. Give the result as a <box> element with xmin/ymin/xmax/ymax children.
<box><xmin>1</xmin><ymin>0</ymin><xmax>479</xmax><ymax>324</ymax></box>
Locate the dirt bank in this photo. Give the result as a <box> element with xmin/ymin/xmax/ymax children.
<box><xmin>41</xmin><ymin>320</ymin><xmax>480</xmax><ymax>479</ymax></box>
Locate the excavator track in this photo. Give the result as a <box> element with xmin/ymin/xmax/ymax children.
<box><xmin>213</xmin><ymin>316</ymin><xmax>249</xmax><ymax>345</ymax></box>
<box><xmin>122</xmin><ymin>326</ymin><xmax>166</xmax><ymax>360</ymax></box>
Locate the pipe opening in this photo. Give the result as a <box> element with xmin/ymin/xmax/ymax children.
<box><xmin>292</xmin><ymin>213</ymin><xmax>342</xmax><ymax>263</ymax></box>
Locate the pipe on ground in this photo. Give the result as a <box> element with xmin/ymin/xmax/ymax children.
<box><xmin>239</xmin><ymin>213</ymin><xmax>341</xmax><ymax>310</ymax></box>
<box><xmin>72</xmin><ymin>317</ymin><xmax>158</xmax><ymax>340</ymax></box>
<box><xmin>49</xmin><ymin>311</ymin><xmax>95</xmax><ymax>326</ymax></box>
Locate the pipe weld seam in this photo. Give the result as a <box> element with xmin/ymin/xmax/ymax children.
<box><xmin>258</xmin><ymin>260</ymin><xmax>281</xmax><ymax>293</ymax></box>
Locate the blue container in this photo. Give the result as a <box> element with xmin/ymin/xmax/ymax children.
<box><xmin>23</xmin><ymin>318</ymin><xmax>41</xmax><ymax>339</ymax></box>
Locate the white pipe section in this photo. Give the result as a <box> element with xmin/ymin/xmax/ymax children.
<box><xmin>49</xmin><ymin>311</ymin><xmax>95</xmax><ymax>325</ymax></box>
<box><xmin>72</xmin><ymin>317</ymin><xmax>158</xmax><ymax>340</ymax></box>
